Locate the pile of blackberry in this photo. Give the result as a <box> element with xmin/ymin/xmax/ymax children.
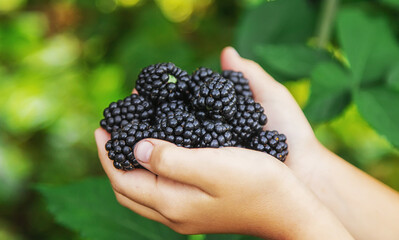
<box><xmin>100</xmin><ymin>63</ymin><xmax>288</xmax><ymax>170</ymax></box>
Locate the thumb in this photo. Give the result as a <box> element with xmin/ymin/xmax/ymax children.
<box><xmin>134</xmin><ymin>139</ymin><xmax>224</xmax><ymax>190</ymax></box>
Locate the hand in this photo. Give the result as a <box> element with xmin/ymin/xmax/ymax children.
<box><xmin>95</xmin><ymin>130</ymin><xmax>352</xmax><ymax>239</ymax></box>
<box><xmin>220</xmin><ymin>48</ymin><xmax>399</xmax><ymax>240</ymax></box>
<box><xmin>220</xmin><ymin>47</ymin><xmax>324</xmax><ymax>183</ymax></box>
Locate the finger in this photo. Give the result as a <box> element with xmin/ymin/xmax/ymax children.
<box><xmin>134</xmin><ymin>139</ymin><xmax>225</xmax><ymax>192</ymax></box>
<box><xmin>114</xmin><ymin>190</ymin><xmax>170</xmax><ymax>224</ymax></box>
<box><xmin>96</xmin><ymin>129</ymin><xmax>212</xmax><ymax>219</ymax></box>
<box><xmin>220</xmin><ymin>46</ymin><xmax>289</xmax><ymax>103</ymax></box>
<box><xmin>95</xmin><ymin>128</ymin><xmax>162</xmax><ymax>209</ymax></box>
<box><xmin>134</xmin><ymin>139</ymin><xmax>276</xmax><ymax>192</ymax></box>
<box><xmin>132</xmin><ymin>88</ymin><xmax>138</xmax><ymax>94</ymax></box>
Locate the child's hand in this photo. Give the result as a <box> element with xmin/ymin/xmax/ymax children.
<box><xmin>95</xmin><ymin>129</ymin><xmax>352</xmax><ymax>239</ymax></box>
<box><xmin>220</xmin><ymin>47</ymin><xmax>399</xmax><ymax>240</ymax></box>
<box><xmin>220</xmin><ymin>47</ymin><xmax>322</xmax><ymax>183</ymax></box>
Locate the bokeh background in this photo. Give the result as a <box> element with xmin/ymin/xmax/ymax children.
<box><xmin>1</xmin><ymin>0</ymin><xmax>399</xmax><ymax>239</ymax></box>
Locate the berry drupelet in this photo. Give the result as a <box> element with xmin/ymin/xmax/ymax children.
<box><xmin>100</xmin><ymin>94</ymin><xmax>154</xmax><ymax>133</ymax></box>
<box><xmin>136</xmin><ymin>63</ymin><xmax>190</xmax><ymax>103</ymax></box>
<box><xmin>250</xmin><ymin>130</ymin><xmax>288</xmax><ymax>162</ymax></box>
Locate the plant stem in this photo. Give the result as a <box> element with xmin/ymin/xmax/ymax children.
<box><xmin>315</xmin><ymin>0</ymin><xmax>339</xmax><ymax>49</ymax></box>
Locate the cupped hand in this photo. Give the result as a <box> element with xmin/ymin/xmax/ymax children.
<box><xmin>220</xmin><ymin>47</ymin><xmax>324</xmax><ymax>183</ymax></box>
<box><xmin>95</xmin><ymin>129</ymin><xmax>351</xmax><ymax>239</ymax></box>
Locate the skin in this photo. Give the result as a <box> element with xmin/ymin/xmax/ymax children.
<box><xmin>96</xmin><ymin>131</ymin><xmax>353</xmax><ymax>239</ymax></box>
<box><xmin>219</xmin><ymin>47</ymin><xmax>399</xmax><ymax>239</ymax></box>
<box><xmin>95</xmin><ymin>47</ymin><xmax>399</xmax><ymax>239</ymax></box>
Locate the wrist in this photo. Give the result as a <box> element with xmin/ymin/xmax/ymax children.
<box><xmin>286</xmin><ymin>140</ymin><xmax>330</xmax><ymax>187</ymax></box>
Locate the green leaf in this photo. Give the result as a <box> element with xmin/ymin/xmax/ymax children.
<box><xmin>37</xmin><ymin>177</ymin><xmax>186</xmax><ymax>240</ymax></box>
<box><xmin>387</xmin><ymin>63</ymin><xmax>399</xmax><ymax>91</ymax></box>
<box><xmin>255</xmin><ymin>44</ymin><xmax>329</xmax><ymax>79</ymax></box>
<box><xmin>236</xmin><ymin>0</ymin><xmax>315</xmax><ymax>81</ymax></box>
<box><xmin>380</xmin><ymin>0</ymin><xmax>399</xmax><ymax>9</ymax></box>
<box><xmin>355</xmin><ymin>87</ymin><xmax>399</xmax><ymax>148</ymax></box>
<box><xmin>304</xmin><ymin>62</ymin><xmax>353</xmax><ymax>123</ymax></box>
<box><xmin>337</xmin><ymin>8</ymin><xmax>399</xmax><ymax>84</ymax></box>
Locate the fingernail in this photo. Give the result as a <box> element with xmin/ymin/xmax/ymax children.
<box><xmin>228</xmin><ymin>46</ymin><xmax>240</xmax><ymax>57</ymax></box>
<box><xmin>135</xmin><ymin>140</ymin><xmax>154</xmax><ymax>163</ymax></box>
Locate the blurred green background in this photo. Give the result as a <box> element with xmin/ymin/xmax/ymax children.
<box><xmin>1</xmin><ymin>0</ymin><xmax>399</xmax><ymax>239</ymax></box>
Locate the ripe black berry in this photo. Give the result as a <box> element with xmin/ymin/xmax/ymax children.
<box><xmin>199</xmin><ymin>120</ymin><xmax>234</xmax><ymax>147</ymax></box>
<box><xmin>249</xmin><ymin>130</ymin><xmax>288</xmax><ymax>162</ymax></box>
<box><xmin>192</xmin><ymin>75</ymin><xmax>237</xmax><ymax>121</ymax></box>
<box><xmin>100</xmin><ymin>94</ymin><xmax>154</xmax><ymax>133</ymax></box>
<box><xmin>153</xmin><ymin>109</ymin><xmax>201</xmax><ymax>148</ymax></box>
<box><xmin>230</xmin><ymin>96</ymin><xmax>267</xmax><ymax>141</ymax></box>
<box><xmin>136</xmin><ymin>63</ymin><xmax>190</xmax><ymax>103</ymax></box>
<box><xmin>106</xmin><ymin>120</ymin><xmax>154</xmax><ymax>170</ymax></box>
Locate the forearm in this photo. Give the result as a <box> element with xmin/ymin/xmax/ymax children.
<box><xmin>300</xmin><ymin>143</ymin><xmax>399</xmax><ymax>240</ymax></box>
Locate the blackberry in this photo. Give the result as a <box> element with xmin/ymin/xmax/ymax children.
<box><xmin>106</xmin><ymin>120</ymin><xmax>154</xmax><ymax>170</ymax></box>
<box><xmin>190</xmin><ymin>67</ymin><xmax>219</xmax><ymax>93</ymax></box>
<box><xmin>136</xmin><ymin>63</ymin><xmax>190</xmax><ymax>103</ymax></box>
<box><xmin>230</xmin><ymin>96</ymin><xmax>267</xmax><ymax>141</ymax></box>
<box><xmin>192</xmin><ymin>75</ymin><xmax>237</xmax><ymax>121</ymax></box>
<box><xmin>199</xmin><ymin>120</ymin><xmax>234</xmax><ymax>148</ymax></box>
<box><xmin>153</xmin><ymin>109</ymin><xmax>201</xmax><ymax>148</ymax></box>
<box><xmin>222</xmin><ymin>70</ymin><xmax>253</xmax><ymax>97</ymax></box>
<box><xmin>100</xmin><ymin>94</ymin><xmax>154</xmax><ymax>133</ymax></box>
<box><xmin>249</xmin><ymin>130</ymin><xmax>288</xmax><ymax>162</ymax></box>
<box><xmin>155</xmin><ymin>100</ymin><xmax>189</xmax><ymax>119</ymax></box>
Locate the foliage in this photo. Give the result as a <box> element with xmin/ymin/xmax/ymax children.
<box><xmin>38</xmin><ymin>177</ymin><xmax>261</xmax><ymax>240</ymax></box>
<box><xmin>239</xmin><ymin>1</ymin><xmax>399</xmax><ymax>148</ymax></box>
<box><xmin>0</xmin><ymin>0</ymin><xmax>398</xmax><ymax>239</ymax></box>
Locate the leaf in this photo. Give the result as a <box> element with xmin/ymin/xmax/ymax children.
<box><xmin>304</xmin><ymin>62</ymin><xmax>353</xmax><ymax>123</ymax></box>
<box><xmin>380</xmin><ymin>0</ymin><xmax>399</xmax><ymax>9</ymax></box>
<box><xmin>255</xmin><ymin>44</ymin><xmax>329</xmax><ymax>79</ymax></box>
<box><xmin>235</xmin><ymin>0</ymin><xmax>315</xmax><ymax>81</ymax></box>
<box><xmin>236</xmin><ymin>0</ymin><xmax>315</xmax><ymax>59</ymax></box>
<box><xmin>37</xmin><ymin>177</ymin><xmax>186</xmax><ymax>240</ymax></box>
<box><xmin>337</xmin><ymin>8</ymin><xmax>399</xmax><ymax>84</ymax></box>
<box><xmin>355</xmin><ymin>87</ymin><xmax>399</xmax><ymax>148</ymax></box>
<box><xmin>387</xmin><ymin>63</ymin><xmax>399</xmax><ymax>91</ymax></box>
